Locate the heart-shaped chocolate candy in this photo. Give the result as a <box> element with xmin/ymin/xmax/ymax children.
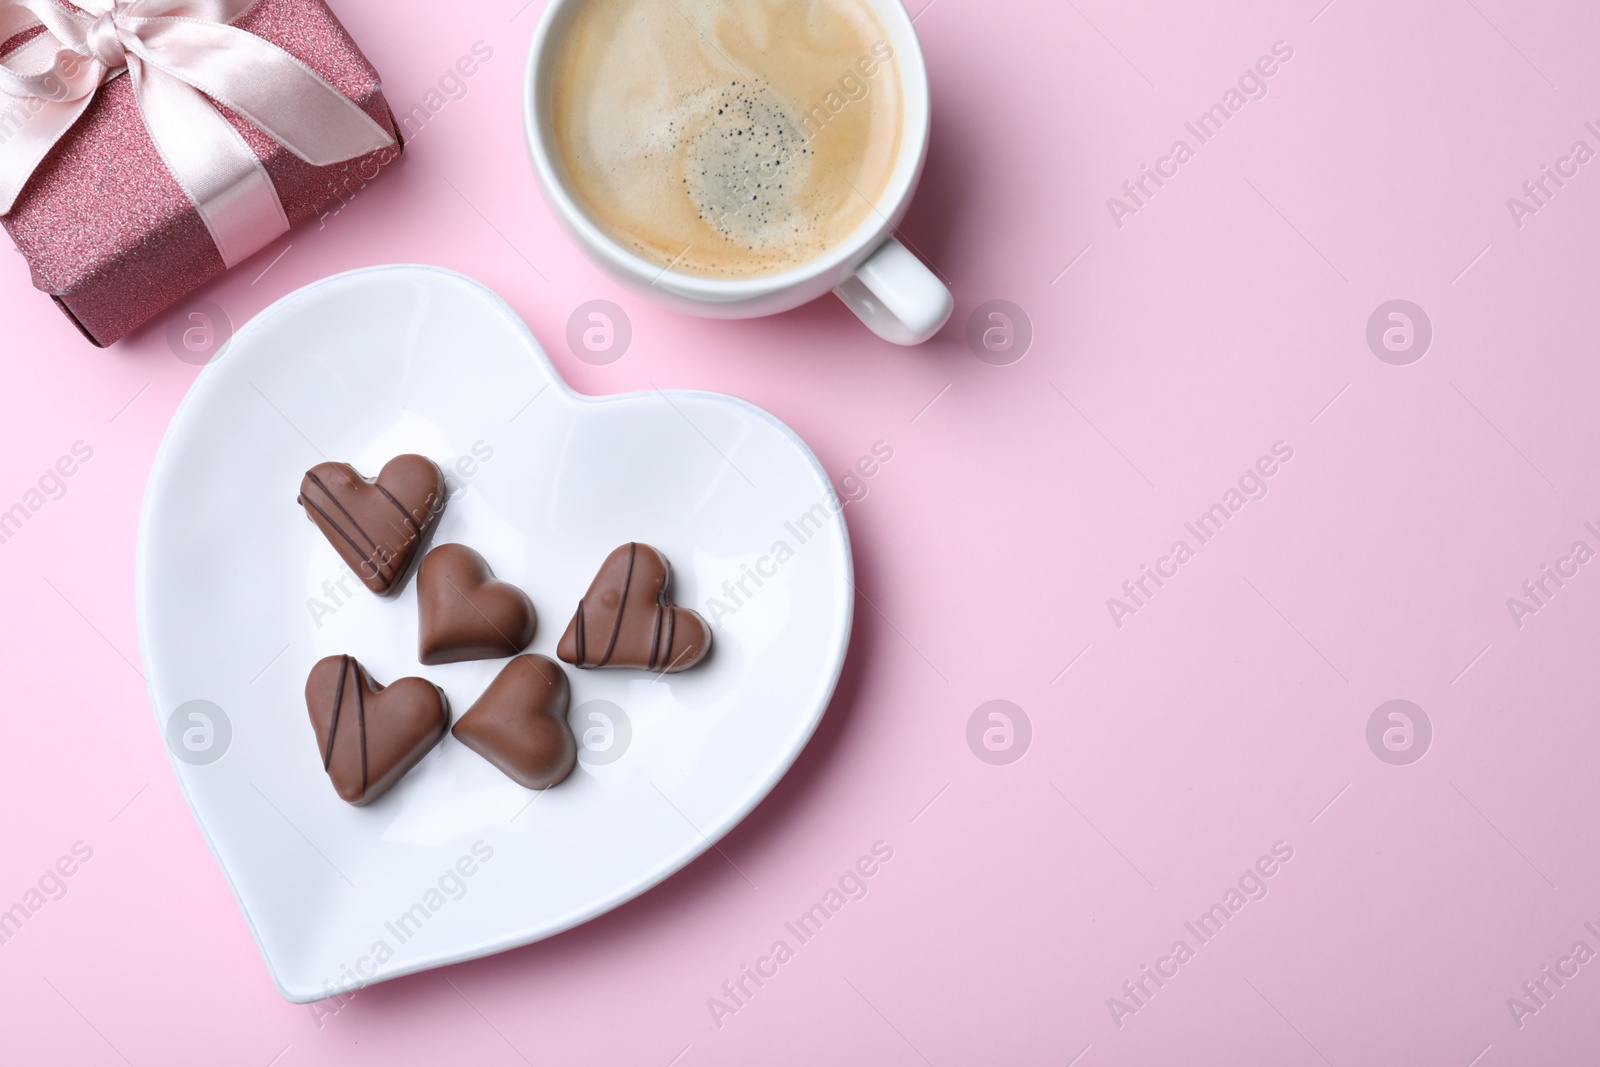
<box><xmin>299</xmin><ymin>455</ymin><xmax>446</xmax><ymax>596</ymax></box>
<box><xmin>557</xmin><ymin>543</ymin><xmax>711</xmax><ymax>673</ymax></box>
<box><xmin>452</xmin><ymin>655</ymin><xmax>576</xmax><ymax>789</ymax></box>
<box><xmin>417</xmin><ymin>544</ymin><xmax>538</xmax><ymax>665</ymax></box>
<box><xmin>305</xmin><ymin>655</ymin><xmax>449</xmax><ymax>806</ymax></box>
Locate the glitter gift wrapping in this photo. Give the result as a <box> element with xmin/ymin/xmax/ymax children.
<box><xmin>1</xmin><ymin>0</ymin><xmax>403</xmax><ymax>347</ymax></box>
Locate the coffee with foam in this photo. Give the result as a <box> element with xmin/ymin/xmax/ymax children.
<box><xmin>550</xmin><ymin>0</ymin><xmax>904</xmax><ymax>279</ymax></box>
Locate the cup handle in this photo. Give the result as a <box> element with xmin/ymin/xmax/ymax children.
<box><xmin>833</xmin><ymin>237</ymin><xmax>953</xmax><ymax>345</ymax></box>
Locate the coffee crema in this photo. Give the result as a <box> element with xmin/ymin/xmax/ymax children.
<box><xmin>550</xmin><ymin>0</ymin><xmax>904</xmax><ymax>279</ymax></box>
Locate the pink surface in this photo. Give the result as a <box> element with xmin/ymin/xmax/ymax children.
<box><xmin>2</xmin><ymin>0</ymin><xmax>1597</xmax><ymax>1063</ymax></box>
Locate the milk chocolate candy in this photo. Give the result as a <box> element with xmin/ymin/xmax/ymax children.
<box><xmin>298</xmin><ymin>455</ymin><xmax>446</xmax><ymax>595</ymax></box>
<box><xmin>417</xmin><ymin>544</ymin><xmax>537</xmax><ymax>665</ymax></box>
<box><xmin>558</xmin><ymin>543</ymin><xmax>711</xmax><ymax>672</ymax></box>
<box><xmin>305</xmin><ymin>655</ymin><xmax>449</xmax><ymax>806</ymax></box>
<box><xmin>452</xmin><ymin>655</ymin><xmax>576</xmax><ymax>789</ymax></box>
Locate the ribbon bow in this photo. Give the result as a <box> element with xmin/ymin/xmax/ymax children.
<box><xmin>0</xmin><ymin>0</ymin><xmax>395</xmax><ymax>266</ymax></box>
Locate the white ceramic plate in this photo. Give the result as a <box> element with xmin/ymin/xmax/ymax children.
<box><xmin>136</xmin><ymin>265</ymin><xmax>852</xmax><ymax>1002</ymax></box>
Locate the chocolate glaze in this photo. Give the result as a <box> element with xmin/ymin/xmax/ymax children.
<box><xmin>417</xmin><ymin>544</ymin><xmax>537</xmax><ymax>665</ymax></box>
<box><xmin>557</xmin><ymin>543</ymin><xmax>710</xmax><ymax>673</ymax></box>
<box><xmin>298</xmin><ymin>455</ymin><xmax>445</xmax><ymax>595</ymax></box>
<box><xmin>452</xmin><ymin>655</ymin><xmax>576</xmax><ymax>789</ymax></box>
<box><xmin>305</xmin><ymin>655</ymin><xmax>449</xmax><ymax>805</ymax></box>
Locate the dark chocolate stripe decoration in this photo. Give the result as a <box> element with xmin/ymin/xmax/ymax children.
<box><xmin>596</xmin><ymin>542</ymin><xmax>637</xmax><ymax>668</ymax></box>
<box><xmin>307</xmin><ymin>471</ymin><xmax>380</xmax><ymax>551</ymax></box>
<box><xmin>302</xmin><ymin>473</ymin><xmax>395</xmax><ymax>584</ymax></box>
<box><xmin>323</xmin><ymin>654</ymin><xmax>349</xmax><ymax>770</ymax></box>
<box><xmin>574</xmin><ymin>602</ymin><xmax>587</xmax><ymax>667</ymax></box>
<box><xmin>649</xmin><ymin>554</ymin><xmax>676</xmax><ymax>670</ymax></box>
<box><xmin>321</xmin><ymin>655</ymin><xmax>371</xmax><ymax>794</ymax></box>
<box><xmin>374</xmin><ymin>482</ymin><xmax>425</xmax><ymax>538</ymax></box>
<box><xmin>650</xmin><ymin>555</ymin><xmax>672</xmax><ymax>670</ymax></box>
<box><xmin>301</xmin><ymin>493</ymin><xmax>381</xmax><ymax>579</ymax></box>
<box><xmin>559</xmin><ymin>542</ymin><xmax>708</xmax><ymax>674</ymax></box>
<box><xmin>354</xmin><ymin>660</ymin><xmax>368</xmax><ymax>794</ymax></box>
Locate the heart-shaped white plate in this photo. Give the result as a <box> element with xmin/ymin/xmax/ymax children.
<box><xmin>136</xmin><ymin>265</ymin><xmax>852</xmax><ymax>1002</ymax></box>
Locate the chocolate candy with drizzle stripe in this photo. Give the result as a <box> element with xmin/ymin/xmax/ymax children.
<box><xmin>305</xmin><ymin>655</ymin><xmax>449</xmax><ymax>806</ymax></box>
<box><xmin>557</xmin><ymin>543</ymin><xmax>711</xmax><ymax>673</ymax></box>
<box><xmin>298</xmin><ymin>455</ymin><xmax>447</xmax><ymax>596</ymax></box>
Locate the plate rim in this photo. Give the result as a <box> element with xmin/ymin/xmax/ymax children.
<box><xmin>134</xmin><ymin>263</ymin><xmax>855</xmax><ymax>1001</ymax></box>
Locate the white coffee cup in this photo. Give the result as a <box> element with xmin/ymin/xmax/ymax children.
<box><xmin>523</xmin><ymin>0</ymin><xmax>953</xmax><ymax>345</ymax></box>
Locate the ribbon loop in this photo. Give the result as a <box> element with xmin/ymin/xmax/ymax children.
<box><xmin>0</xmin><ymin>0</ymin><xmax>394</xmax><ymax>267</ymax></box>
<box><xmin>83</xmin><ymin>13</ymin><xmax>127</xmax><ymax>69</ymax></box>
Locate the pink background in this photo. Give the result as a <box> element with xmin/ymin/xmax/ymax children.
<box><xmin>3</xmin><ymin>0</ymin><xmax>1599</xmax><ymax>1063</ymax></box>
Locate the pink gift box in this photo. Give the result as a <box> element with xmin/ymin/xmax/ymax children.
<box><xmin>1</xmin><ymin>0</ymin><xmax>403</xmax><ymax>347</ymax></box>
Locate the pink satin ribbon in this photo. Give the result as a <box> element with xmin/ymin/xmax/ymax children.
<box><xmin>0</xmin><ymin>0</ymin><xmax>395</xmax><ymax>266</ymax></box>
